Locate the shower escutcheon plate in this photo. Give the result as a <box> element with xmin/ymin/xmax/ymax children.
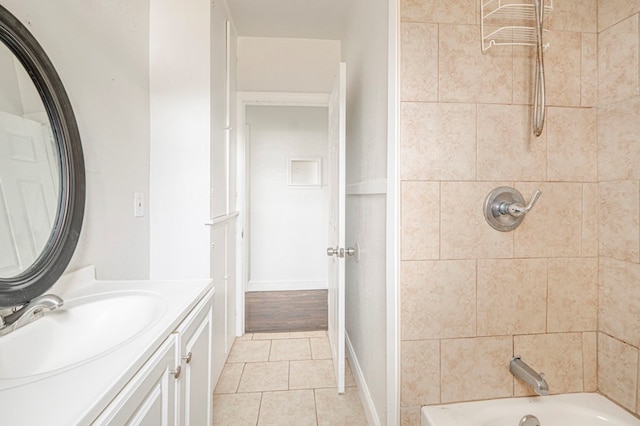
<box><xmin>483</xmin><ymin>186</ymin><xmax>541</xmax><ymax>232</ymax></box>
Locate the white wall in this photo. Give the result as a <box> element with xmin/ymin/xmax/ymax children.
<box><xmin>342</xmin><ymin>0</ymin><xmax>391</xmax><ymax>424</ymax></box>
<box><xmin>237</xmin><ymin>37</ymin><xmax>340</xmax><ymax>93</ymax></box>
<box><xmin>2</xmin><ymin>0</ymin><xmax>151</xmax><ymax>280</ymax></box>
<box><xmin>246</xmin><ymin>105</ymin><xmax>328</xmax><ymax>291</ymax></box>
<box><xmin>149</xmin><ymin>0</ymin><xmax>212</xmax><ymax>280</ymax></box>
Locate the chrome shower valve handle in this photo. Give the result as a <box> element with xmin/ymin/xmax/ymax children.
<box><xmin>484</xmin><ymin>187</ymin><xmax>542</xmax><ymax>232</ymax></box>
<box><xmin>499</xmin><ymin>189</ymin><xmax>542</xmax><ymax>217</ymax></box>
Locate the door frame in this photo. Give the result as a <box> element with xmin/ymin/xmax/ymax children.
<box><xmin>235</xmin><ymin>91</ymin><xmax>330</xmax><ymax>336</ymax></box>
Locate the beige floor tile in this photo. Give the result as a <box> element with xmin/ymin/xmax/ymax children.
<box><xmin>258</xmin><ymin>390</ymin><xmax>317</xmax><ymax>426</ymax></box>
<box><xmin>213</xmin><ymin>392</ymin><xmax>261</xmax><ymax>425</ymax></box>
<box><xmin>290</xmin><ymin>359</ymin><xmax>336</xmax><ymax>389</ymax></box>
<box><xmin>270</xmin><ymin>338</ymin><xmax>312</xmax><ymax>361</ymax></box>
<box><xmin>227</xmin><ymin>340</ymin><xmax>271</xmax><ymax>363</ymax></box>
<box><xmin>238</xmin><ymin>361</ymin><xmax>290</xmax><ymax>393</ymax></box>
<box><xmin>315</xmin><ymin>387</ymin><xmax>367</xmax><ymax>425</ymax></box>
<box><xmin>253</xmin><ymin>332</ymin><xmax>291</xmax><ymax>340</ymax></box>
<box><xmin>214</xmin><ymin>363</ymin><xmax>244</xmax><ymax>394</ymax></box>
<box><xmin>290</xmin><ymin>330</ymin><xmax>327</xmax><ymax>338</ymax></box>
<box><xmin>235</xmin><ymin>333</ymin><xmax>253</xmax><ymax>341</ymax></box>
<box><xmin>310</xmin><ymin>338</ymin><xmax>331</xmax><ymax>359</ymax></box>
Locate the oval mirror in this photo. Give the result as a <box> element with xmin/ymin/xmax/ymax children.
<box><xmin>0</xmin><ymin>5</ymin><xmax>85</xmax><ymax>307</ymax></box>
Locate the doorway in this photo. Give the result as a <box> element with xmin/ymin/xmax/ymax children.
<box><xmin>237</xmin><ymin>94</ymin><xmax>332</xmax><ymax>334</ymax></box>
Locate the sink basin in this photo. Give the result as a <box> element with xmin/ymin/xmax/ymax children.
<box><xmin>0</xmin><ymin>290</ymin><xmax>167</xmax><ymax>379</ymax></box>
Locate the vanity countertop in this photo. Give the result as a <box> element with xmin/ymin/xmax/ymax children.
<box><xmin>0</xmin><ymin>266</ymin><xmax>213</xmax><ymax>425</ymax></box>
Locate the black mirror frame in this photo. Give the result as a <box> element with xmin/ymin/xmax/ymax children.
<box><xmin>0</xmin><ymin>5</ymin><xmax>85</xmax><ymax>307</ymax></box>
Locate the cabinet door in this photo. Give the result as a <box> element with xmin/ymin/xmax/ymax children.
<box><xmin>175</xmin><ymin>289</ymin><xmax>214</xmax><ymax>426</ymax></box>
<box><xmin>92</xmin><ymin>338</ymin><xmax>178</xmax><ymax>425</ymax></box>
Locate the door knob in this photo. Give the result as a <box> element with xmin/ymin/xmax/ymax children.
<box><xmin>326</xmin><ymin>247</ymin><xmax>340</xmax><ymax>257</ymax></box>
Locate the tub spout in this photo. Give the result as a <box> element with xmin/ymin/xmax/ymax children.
<box><xmin>510</xmin><ymin>356</ymin><xmax>549</xmax><ymax>396</ymax></box>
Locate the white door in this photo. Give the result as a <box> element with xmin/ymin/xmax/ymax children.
<box><xmin>326</xmin><ymin>62</ymin><xmax>346</xmax><ymax>394</ymax></box>
<box><xmin>0</xmin><ymin>111</ymin><xmax>57</xmax><ymax>276</ymax></box>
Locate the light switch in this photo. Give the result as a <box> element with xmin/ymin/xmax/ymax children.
<box><xmin>134</xmin><ymin>192</ymin><xmax>144</xmax><ymax>217</ymax></box>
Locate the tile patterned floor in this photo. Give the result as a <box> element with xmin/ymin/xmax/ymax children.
<box><xmin>213</xmin><ymin>331</ymin><xmax>368</xmax><ymax>425</ymax></box>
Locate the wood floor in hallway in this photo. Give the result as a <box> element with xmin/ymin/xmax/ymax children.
<box><xmin>213</xmin><ymin>331</ymin><xmax>367</xmax><ymax>425</ymax></box>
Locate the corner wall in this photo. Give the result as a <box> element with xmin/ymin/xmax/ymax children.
<box><xmin>596</xmin><ymin>2</ymin><xmax>640</xmax><ymax>414</ymax></box>
<box><xmin>399</xmin><ymin>1</ymin><xmax>598</xmax><ymax>423</ymax></box>
<box><xmin>341</xmin><ymin>0</ymin><xmax>391</xmax><ymax>423</ymax></box>
<box><xmin>149</xmin><ymin>0</ymin><xmax>212</xmax><ymax>279</ymax></box>
<box><xmin>3</xmin><ymin>0</ymin><xmax>151</xmax><ymax>280</ymax></box>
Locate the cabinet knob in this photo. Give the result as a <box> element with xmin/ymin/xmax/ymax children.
<box><xmin>170</xmin><ymin>365</ymin><xmax>181</xmax><ymax>379</ymax></box>
<box><xmin>182</xmin><ymin>352</ymin><xmax>193</xmax><ymax>364</ymax></box>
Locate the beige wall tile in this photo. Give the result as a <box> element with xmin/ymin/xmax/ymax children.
<box><xmin>400</xmin><ymin>102</ymin><xmax>477</xmax><ymax>181</ymax></box>
<box><xmin>547</xmin><ymin>258</ymin><xmax>598</xmax><ymax>332</ymax></box>
<box><xmin>512</xmin><ymin>46</ymin><xmax>535</xmax><ymax>105</ymax></box>
<box><xmin>514</xmin><ymin>182</ymin><xmax>583</xmax><ymax>258</ymax></box>
<box><xmin>599</xmin><ymin>257</ymin><xmax>640</xmax><ymax>347</ymax></box>
<box><xmin>583</xmin><ymin>332</ymin><xmax>598</xmax><ymax>392</ymax></box>
<box><xmin>598</xmin><ymin>15</ymin><xmax>640</xmax><ymax>105</ymax></box>
<box><xmin>401</xmin><ymin>260</ymin><xmax>476</xmax><ymax>340</ymax></box>
<box><xmin>548</xmin><ymin>0</ymin><xmax>597</xmax><ymax>32</ymax></box>
<box><xmin>598</xmin><ymin>98</ymin><xmax>640</xmax><ymax>180</ymax></box>
<box><xmin>441</xmin><ymin>336</ymin><xmax>513</xmax><ymax>403</ymax></box>
<box><xmin>400</xmin><ymin>407</ymin><xmax>421</xmax><ymax>426</ymax></box>
<box><xmin>544</xmin><ymin>30</ymin><xmax>582</xmax><ymax>107</ymax></box>
<box><xmin>401</xmin><ymin>23</ymin><xmax>438</xmax><ymax>102</ymax></box>
<box><xmin>513</xmin><ymin>333</ymin><xmax>584</xmax><ymax>395</ymax></box>
<box><xmin>582</xmin><ymin>183</ymin><xmax>598</xmax><ymax>257</ymax></box>
<box><xmin>477</xmin><ymin>258</ymin><xmax>547</xmax><ymax>336</ymax></box>
<box><xmin>439</xmin><ymin>24</ymin><xmax>512</xmax><ymax>103</ymax></box>
<box><xmin>598</xmin><ymin>0</ymin><xmax>640</xmax><ymax>31</ymax></box>
<box><xmin>401</xmin><ymin>181</ymin><xmax>439</xmax><ymax>260</ymax></box>
<box><xmin>401</xmin><ymin>340</ymin><xmax>440</xmax><ymax>406</ymax></box>
<box><xmin>401</xmin><ymin>0</ymin><xmax>476</xmax><ymax>24</ymax></box>
<box><xmin>440</xmin><ymin>181</ymin><xmax>514</xmax><ymax>259</ymax></box>
<box><xmin>581</xmin><ymin>33</ymin><xmax>598</xmax><ymax>107</ymax></box>
<box><xmin>598</xmin><ymin>181</ymin><xmax>640</xmax><ymax>263</ymax></box>
<box><xmin>477</xmin><ymin>105</ymin><xmax>546</xmax><ymax>181</ymax></box>
<box><xmin>546</xmin><ymin>107</ymin><xmax>597</xmax><ymax>182</ymax></box>
<box><xmin>598</xmin><ymin>332</ymin><xmax>639</xmax><ymax>412</ymax></box>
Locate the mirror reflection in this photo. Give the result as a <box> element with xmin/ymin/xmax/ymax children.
<box><xmin>0</xmin><ymin>42</ymin><xmax>60</xmax><ymax>278</ymax></box>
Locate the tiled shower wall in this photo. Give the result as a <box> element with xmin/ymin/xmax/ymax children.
<box><xmin>597</xmin><ymin>2</ymin><xmax>640</xmax><ymax>415</ymax></box>
<box><xmin>399</xmin><ymin>0</ymin><xmax>599</xmax><ymax>423</ymax></box>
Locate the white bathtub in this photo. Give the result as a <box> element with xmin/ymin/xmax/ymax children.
<box><xmin>421</xmin><ymin>393</ymin><xmax>640</xmax><ymax>426</ymax></box>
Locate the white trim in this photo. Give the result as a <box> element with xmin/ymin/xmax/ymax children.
<box><xmin>346</xmin><ymin>179</ymin><xmax>387</xmax><ymax>195</ymax></box>
<box><xmin>246</xmin><ymin>280</ymin><xmax>327</xmax><ymax>292</ymax></box>
<box><xmin>238</xmin><ymin>91</ymin><xmax>329</xmax><ymax>106</ymax></box>
<box><xmin>386</xmin><ymin>0</ymin><xmax>400</xmax><ymax>424</ymax></box>
<box><xmin>204</xmin><ymin>211</ymin><xmax>239</xmax><ymax>228</ymax></box>
<box><xmin>346</xmin><ymin>332</ymin><xmax>381</xmax><ymax>426</ymax></box>
<box><xmin>235</xmin><ymin>91</ymin><xmax>332</xmax><ymax>339</ymax></box>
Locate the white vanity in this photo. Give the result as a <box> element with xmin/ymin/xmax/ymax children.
<box><xmin>0</xmin><ymin>267</ymin><xmax>214</xmax><ymax>425</ymax></box>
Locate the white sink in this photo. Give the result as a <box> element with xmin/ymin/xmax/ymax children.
<box><xmin>0</xmin><ymin>290</ymin><xmax>167</xmax><ymax>379</ymax></box>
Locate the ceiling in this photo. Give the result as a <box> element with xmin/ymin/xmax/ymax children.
<box><xmin>225</xmin><ymin>0</ymin><xmax>352</xmax><ymax>40</ymax></box>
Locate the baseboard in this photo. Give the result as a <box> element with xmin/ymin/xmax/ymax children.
<box><xmin>346</xmin><ymin>332</ymin><xmax>381</xmax><ymax>426</ymax></box>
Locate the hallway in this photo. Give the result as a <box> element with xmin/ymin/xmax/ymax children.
<box><xmin>213</xmin><ymin>331</ymin><xmax>367</xmax><ymax>425</ymax></box>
